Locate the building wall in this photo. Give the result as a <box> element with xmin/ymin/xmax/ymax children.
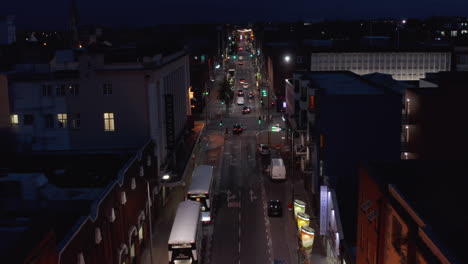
<box><xmin>0</xmin><ymin>15</ymin><xmax>16</xmax><ymax>45</ymax></box>
<box><xmin>69</xmin><ymin>58</ymin><xmax>150</xmax><ymax>150</ymax></box>
<box><xmin>405</xmin><ymin>79</ymin><xmax>468</xmax><ymax>160</ymax></box>
<box><xmin>8</xmin><ymin>52</ymin><xmax>190</xmax><ymax>154</ymax></box>
<box><xmin>356</xmin><ymin>167</ymin><xmax>384</xmax><ymax>264</ymax></box>
<box><xmin>59</xmin><ymin>143</ymin><xmax>157</xmax><ymax>264</ymax></box>
<box><xmin>314</xmin><ymin>93</ymin><xmax>402</xmax><ymax>255</ymax></box>
<box><xmin>310</xmin><ymin>52</ymin><xmax>451</xmax><ymax>81</ymax></box>
<box><xmin>8</xmin><ymin>78</ymin><xmax>74</xmax><ymax>151</ymax></box>
<box><xmin>150</xmin><ymin>55</ymin><xmax>190</xmax><ymax>166</ymax></box>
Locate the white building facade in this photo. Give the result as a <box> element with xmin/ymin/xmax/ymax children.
<box><xmin>310</xmin><ymin>52</ymin><xmax>451</xmax><ymax>81</ymax></box>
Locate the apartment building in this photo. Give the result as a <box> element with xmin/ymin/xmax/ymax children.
<box><xmin>358</xmin><ymin>160</ymin><xmax>468</xmax><ymax>264</ymax></box>
<box><xmin>285</xmin><ymin>71</ymin><xmax>402</xmax><ymax>262</ymax></box>
<box><xmin>402</xmin><ymin>72</ymin><xmax>468</xmax><ymax>160</ymax></box>
<box><xmin>6</xmin><ymin>46</ymin><xmax>191</xmax><ymax>170</ymax></box>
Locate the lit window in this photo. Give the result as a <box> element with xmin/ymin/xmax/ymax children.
<box><xmin>138</xmin><ymin>226</ymin><xmax>144</xmax><ymax>241</ymax></box>
<box><xmin>11</xmin><ymin>114</ymin><xmax>19</xmax><ymax>125</ymax></box>
<box><xmin>57</xmin><ymin>113</ymin><xmax>67</xmax><ymax>128</ymax></box>
<box><xmin>104</xmin><ymin>113</ymin><xmax>115</xmax><ymax>131</ymax></box>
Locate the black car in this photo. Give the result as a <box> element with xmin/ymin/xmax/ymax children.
<box><xmin>232</xmin><ymin>124</ymin><xmax>243</xmax><ymax>135</ymax></box>
<box><xmin>248</xmin><ymin>92</ymin><xmax>254</xmax><ymax>99</ymax></box>
<box><xmin>268</xmin><ymin>200</ymin><xmax>282</xmax><ymax>217</ymax></box>
<box><xmin>237</xmin><ymin>90</ymin><xmax>244</xmax><ymax>96</ymax></box>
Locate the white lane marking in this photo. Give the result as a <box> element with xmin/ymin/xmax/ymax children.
<box><xmin>259</xmin><ymin>166</ymin><xmax>274</xmax><ymax>263</ymax></box>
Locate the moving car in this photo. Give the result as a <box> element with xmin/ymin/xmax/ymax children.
<box><xmin>248</xmin><ymin>92</ymin><xmax>254</xmax><ymax>99</ymax></box>
<box><xmin>237</xmin><ymin>90</ymin><xmax>244</xmax><ymax>96</ymax></box>
<box><xmin>257</xmin><ymin>144</ymin><xmax>270</xmax><ymax>155</ymax></box>
<box><xmin>239</xmin><ymin>79</ymin><xmax>246</xmax><ymax>84</ymax></box>
<box><xmin>237</xmin><ymin>96</ymin><xmax>244</xmax><ymax>105</ymax></box>
<box><xmin>268</xmin><ymin>200</ymin><xmax>282</xmax><ymax>217</ymax></box>
<box><xmin>238</xmin><ymin>62</ymin><xmax>243</xmax><ymax>66</ymax></box>
<box><xmin>269</xmin><ymin>158</ymin><xmax>286</xmax><ymax>181</ymax></box>
<box><xmin>242</xmin><ymin>83</ymin><xmax>249</xmax><ymax>89</ymax></box>
<box><xmin>242</xmin><ymin>106</ymin><xmax>251</xmax><ymax>114</ymax></box>
<box><xmin>232</xmin><ymin>124</ymin><xmax>243</xmax><ymax>135</ymax></box>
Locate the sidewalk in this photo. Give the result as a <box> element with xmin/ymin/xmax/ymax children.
<box><xmin>140</xmin><ymin>122</ymin><xmax>205</xmax><ymax>264</ymax></box>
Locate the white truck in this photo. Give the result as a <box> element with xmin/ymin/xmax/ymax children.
<box><xmin>237</xmin><ymin>96</ymin><xmax>245</xmax><ymax>105</ymax></box>
<box><xmin>269</xmin><ymin>158</ymin><xmax>286</xmax><ymax>181</ymax></box>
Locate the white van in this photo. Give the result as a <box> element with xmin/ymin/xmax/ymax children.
<box><xmin>270</xmin><ymin>158</ymin><xmax>286</xmax><ymax>181</ymax></box>
<box><xmin>237</xmin><ymin>96</ymin><xmax>244</xmax><ymax>105</ymax></box>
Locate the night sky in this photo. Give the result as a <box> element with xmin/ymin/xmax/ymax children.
<box><xmin>4</xmin><ymin>0</ymin><xmax>468</xmax><ymax>29</ymax></box>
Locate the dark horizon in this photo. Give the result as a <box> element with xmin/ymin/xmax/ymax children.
<box><xmin>3</xmin><ymin>0</ymin><xmax>468</xmax><ymax>30</ymax></box>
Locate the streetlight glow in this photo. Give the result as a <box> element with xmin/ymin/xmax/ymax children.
<box><xmin>284</xmin><ymin>55</ymin><xmax>291</xmax><ymax>63</ymax></box>
<box><xmin>162</xmin><ymin>174</ymin><xmax>170</xmax><ymax>180</ymax></box>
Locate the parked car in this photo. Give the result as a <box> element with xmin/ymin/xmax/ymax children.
<box><xmin>268</xmin><ymin>200</ymin><xmax>282</xmax><ymax>217</ymax></box>
<box><xmin>257</xmin><ymin>144</ymin><xmax>270</xmax><ymax>155</ymax></box>
<box><xmin>232</xmin><ymin>124</ymin><xmax>243</xmax><ymax>135</ymax></box>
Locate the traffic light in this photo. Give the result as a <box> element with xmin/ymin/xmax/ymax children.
<box><xmin>258</xmin><ymin>116</ymin><xmax>262</xmax><ymax>124</ymax></box>
<box><xmin>262</xmin><ymin>90</ymin><xmax>267</xmax><ymax>97</ymax></box>
<box><xmin>221</xmin><ymin>101</ymin><xmax>225</xmax><ymax>104</ymax></box>
<box><xmin>203</xmin><ymin>91</ymin><xmax>209</xmax><ymax>95</ymax></box>
<box><xmin>233</xmin><ymin>55</ymin><xmax>237</xmax><ymax>60</ymax></box>
<box><xmin>219</xmin><ymin>120</ymin><xmax>223</xmax><ymax>126</ymax></box>
<box><xmin>249</xmin><ymin>53</ymin><xmax>253</xmax><ymax>58</ymax></box>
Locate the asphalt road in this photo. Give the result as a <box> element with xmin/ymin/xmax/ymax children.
<box><xmin>207</xmin><ymin>41</ymin><xmax>293</xmax><ymax>264</ymax></box>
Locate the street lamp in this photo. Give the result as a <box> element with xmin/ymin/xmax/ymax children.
<box><xmin>284</xmin><ymin>55</ymin><xmax>291</xmax><ymax>63</ymax></box>
<box><xmin>162</xmin><ymin>173</ymin><xmax>171</xmax><ymax>181</ymax></box>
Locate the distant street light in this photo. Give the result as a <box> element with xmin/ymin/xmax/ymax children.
<box><xmin>162</xmin><ymin>173</ymin><xmax>171</xmax><ymax>180</ymax></box>
<box><xmin>284</xmin><ymin>55</ymin><xmax>291</xmax><ymax>63</ymax></box>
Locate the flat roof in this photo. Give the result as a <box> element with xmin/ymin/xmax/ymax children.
<box><xmin>367</xmin><ymin>160</ymin><xmax>468</xmax><ymax>264</ymax></box>
<box><xmin>168</xmin><ymin>201</ymin><xmax>201</xmax><ymax>245</ymax></box>
<box><xmin>300</xmin><ymin>71</ymin><xmax>386</xmax><ymax>95</ymax></box>
<box><xmin>271</xmin><ymin>158</ymin><xmax>284</xmax><ymax>167</ymax></box>
<box><xmin>188</xmin><ymin>165</ymin><xmax>213</xmax><ymax>194</ymax></box>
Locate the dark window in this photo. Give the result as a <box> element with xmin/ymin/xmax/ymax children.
<box><xmin>296</xmin><ymin>56</ymin><xmax>304</xmax><ymax>64</ymax></box>
<box><xmin>42</xmin><ymin>84</ymin><xmax>52</xmax><ymax>96</ymax></box>
<box><xmin>24</xmin><ymin>114</ymin><xmax>34</xmax><ymax>125</ymax></box>
<box><xmin>103</xmin><ymin>83</ymin><xmax>112</xmax><ymax>95</ymax></box>
<box><xmin>44</xmin><ymin>114</ymin><xmax>54</xmax><ymax>128</ymax></box>
<box><xmin>71</xmin><ymin>113</ymin><xmax>80</xmax><ymax>129</ymax></box>
<box><xmin>56</xmin><ymin>84</ymin><xmax>66</xmax><ymax>96</ymax></box>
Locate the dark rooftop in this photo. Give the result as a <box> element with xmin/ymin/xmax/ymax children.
<box><xmin>0</xmin><ymin>153</ymin><xmax>130</xmax><ymax>188</ymax></box>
